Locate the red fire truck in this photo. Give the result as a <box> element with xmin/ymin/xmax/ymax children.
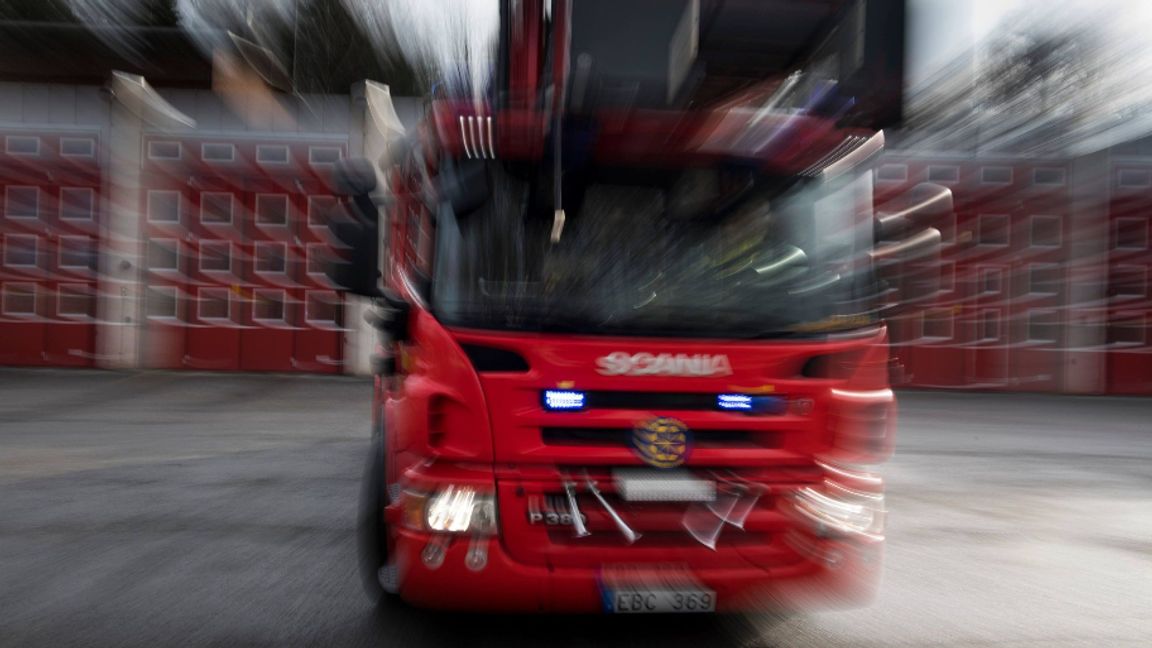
<box><xmin>332</xmin><ymin>0</ymin><xmax>948</xmax><ymax>613</ymax></box>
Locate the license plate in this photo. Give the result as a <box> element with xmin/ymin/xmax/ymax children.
<box><xmin>613</xmin><ymin>468</ymin><xmax>715</xmax><ymax>502</ymax></box>
<box><xmin>605</xmin><ymin>588</ymin><xmax>717</xmax><ymax>613</ymax></box>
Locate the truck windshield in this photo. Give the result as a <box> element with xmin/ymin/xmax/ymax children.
<box><xmin>431</xmin><ymin>165</ymin><xmax>879</xmax><ymax>338</ymax></box>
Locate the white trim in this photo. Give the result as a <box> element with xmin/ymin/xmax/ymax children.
<box><xmin>147</xmin><ymin>140</ymin><xmax>182</xmax><ymax>161</ymax></box>
<box><xmin>926</xmin><ymin>165</ymin><xmax>959</xmax><ymax>184</ymax></box>
<box><xmin>254</xmin><ymin>240</ymin><xmax>288</xmax><ymax>274</ymax></box>
<box><xmin>3</xmin><ymin>233</ymin><xmax>38</xmax><ymax>267</ymax></box>
<box><xmin>256</xmin><ymin>144</ymin><xmax>290</xmax><ymax>165</ymax></box>
<box><xmin>304</xmin><ymin>290</ymin><xmax>340</xmax><ymax>326</ymax></box>
<box><xmin>977</xmin><ymin>213</ymin><xmax>1010</xmax><ymax>247</ymax></box>
<box><xmin>200</xmin><ymin>192</ymin><xmax>234</xmax><ymax>225</ymax></box>
<box><xmin>978</xmin><ymin>308</ymin><xmax>1000</xmax><ymax>342</ymax></box>
<box><xmin>979</xmin><ymin>266</ymin><xmax>1003</xmax><ymax>294</ymax></box>
<box><xmin>57</xmin><ymin>235</ymin><xmax>92</xmax><ymax>269</ymax></box>
<box><xmin>307</xmin><ymin>195</ymin><xmax>335</xmax><ymax>228</ymax></box>
<box><xmin>1</xmin><ymin>282</ymin><xmax>37</xmax><ymax>316</ymax></box>
<box><xmin>146</xmin><ymin>190</ymin><xmax>181</xmax><ymax>224</ymax></box>
<box><xmin>145</xmin><ymin>285</ymin><xmax>179</xmax><ymax>320</ymax></box>
<box><xmin>305</xmin><ymin>242</ymin><xmax>328</xmax><ymax>276</ymax></box>
<box><xmin>6</xmin><ymin>135</ymin><xmax>40</xmax><ymax>156</ymax></box>
<box><xmin>59</xmin><ymin>137</ymin><xmax>96</xmax><ymax>158</ymax></box>
<box><xmin>920</xmin><ymin>307</ymin><xmax>954</xmax><ymax>340</ymax></box>
<box><xmin>980</xmin><ymin>166</ymin><xmax>1012</xmax><ymax>185</ymax></box>
<box><xmin>1111</xmin><ymin>265</ymin><xmax>1147</xmax><ymax>298</ymax></box>
<box><xmin>1026</xmin><ymin>309</ymin><xmax>1058</xmax><ymax>343</ymax></box>
<box><xmin>1029</xmin><ymin>214</ymin><xmax>1061</xmax><ymax>248</ymax></box>
<box><xmin>1108</xmin><ymin>312</ymin><xmax>1146</xmax><ymax>345</ymax></box>
<box><xmin>252</xmin><ymin>288</ymin><xmax>287</xmax><ymax>323</ymax></box>
<box><xmin>146</xmin><ymin>238</ymin><xmax>180</xmax><ymax>271</ymax></box>
<box><xmin>59</xmin><ymin>187</ymin><xmax>96</xmax><ymax>221</ymax></box>
<box><xmin>56</xmin><ymin>283</ymin><xmax>95</xmax><ymax>319</ymax></box>
<box><xmin>196</xmin><ymin>286</ymin><xmax>232</xmax><ymax>321</ymax></box>
<box><xmin>1115</xmin><ymin>217</ymin><xmax>1148</xmax><ymax>250</ymax></box>
<box><xmin>198</xmin><ymin>240</ymin><xmax>232</xmax><ymax>273</ymax></box>
<box><xmin>1116</xmin><ymin>168</ymin><xmax>1152</xmax><ymax>189</ymax></box>
<box><xmin>201</xmin><ymin>142</ymin><xmax>236</xmax><ymax>163</ymax></box>
<box><xmin>1032</xmin><ymin>167</ymin><xmax>1065</xmax><ymax>186</ymax></box>
<box><xmin>1028</xmin><ymin>263</ymin><xmax>1059</xmax><ymax>295</ymax></box>
<box><xmin>5</xmin><ymin>186</ymin><xmax>39</xmax><ymax>219</ymax></box>
<box><xmin>255</xmin><ymin>193</ymin><xmax>290</xmax><ymax>227</ymax></box>
<box><xmin>308</xmin><ymin>146</ymin><xmax>342</xmax><ymax>166</ymax></box>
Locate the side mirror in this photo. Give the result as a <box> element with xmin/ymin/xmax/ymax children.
<box><xmin>325</xmin><ymin>158</ymin><xmax>382</xmax><ymax>298</ymax></box>
<box><xmin>871</xmin><ymin>183</ymin><xmax>952</xmax><ymax>308</ymax></box>
<box><xmin>365</xmin><ymin>290</ymin><xmax>412</xmax><ymax>343</ymax></box>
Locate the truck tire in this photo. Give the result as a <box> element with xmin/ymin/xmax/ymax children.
<box><xmin>356</xmin><ymin>431</ymin><xmax>393</xmax><ymax>604</ymax></box>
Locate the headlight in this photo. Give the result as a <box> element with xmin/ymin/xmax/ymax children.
<box><xmin>791</xmin><ymin>482</ymin><xmax>885</xmax><ymax>539</ymax></box>
<box><xmin>403</xmin><ymin>485</ymin><xmax>498</xmax><ymax>535</ymax></box>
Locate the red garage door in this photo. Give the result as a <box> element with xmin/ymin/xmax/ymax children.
<box><xmin>140</xmin><ymin>136</ymin><xmax>346</xmax><ymax>373</ymax></box>
<box><xmin>0</xmin><ymin>131</ymin><xmax>101</xmax><ymax>367</ymax></box>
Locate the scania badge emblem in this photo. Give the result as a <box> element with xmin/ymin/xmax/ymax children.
<box><xmin>631</xmin><ymin>417</ymin><xmax>691</xmax><ymax>469</ymax></box>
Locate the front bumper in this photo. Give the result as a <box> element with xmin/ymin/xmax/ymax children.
<box><xmin>390</xmin><ymin>526</ymin><xmax>883</xmax><ymax>613</ymax></box>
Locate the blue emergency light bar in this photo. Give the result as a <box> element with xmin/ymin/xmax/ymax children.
<box><xmin>717</xmin><ymin>393</ymin><xmax>786</xmax><ymax>414</ymax></box>
<box><xmin>543</xmin><ymin>389</ymin><xmax>587</xmax><ymax>411</ymax></box>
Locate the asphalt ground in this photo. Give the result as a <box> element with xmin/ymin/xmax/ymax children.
<box><xmin>0</xmin><ymin>368</ymin><xmax>1149</xmax><ymax>647</ymax></box>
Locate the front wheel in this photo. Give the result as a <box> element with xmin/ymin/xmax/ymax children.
<box><xmin>356</xmin><ymin>434</ymin><xmax>393</xmax><ymax>604</ymax></box>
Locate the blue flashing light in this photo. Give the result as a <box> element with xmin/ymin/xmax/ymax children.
<box><xmin>718</xmin><ymin>393</ymin><xmax>786</xmax><ymax>414</ymax></box>
<box><xmin>717</xmin><ymin>394</ymin><xmax>754</xmax><ymax>411</ymax></box>
<box><xmin>543</xmin><ymin>389</ymin><xmax>587</xmax><ymax>411</ymax></box>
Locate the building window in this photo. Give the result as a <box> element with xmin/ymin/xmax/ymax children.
<box><xmin>60</xmin><ymin>187</ymin><xmax>95</xmax><ymax>221</ymax></box>
<box><xmin>307</xmin><ymin>195</ymin><xmax>337</xmax><ymax>227</ymax></box>
<box><xmin>200</xmin><ymin>192</ymin><xmax>233</xmax><ymax>225</ymax></box>
<box><xmin>6</xmin><ymin>186</ymin><xmax>39</xmax><ymax>219</ymax></box>
<box><xmin>253</xmin><ymin>289</ymin><xmax>287</xmax><ymax>322</ymax></box>
<box><xmin>255</xmin><ymin>194</ymin><xmax>289</xmax><ymax>226</ymax></box>
<box><xmin>146</xmin><ymin>190</ymin><xmax>181</xmax><ymax>223</ymax></box>
<box><xmin>255</xmin><ymin>241</ymin><xmax>287</xmax><ymax>274</ymax></box>
<box><xmin>979</xmin><ymin>309</ymin><xmax>1000</xmax><ymax>341</ymax></box>
<box><xmin>1117</xmin><ymin>169</ymin><xmax>1152</xmax><ymax>188</ymax></box>
<box><xmin>57</xmin><ymin>236</ymin><xmax>94</xmax><ymax>270</ymax></box>
<box><xmin>1115</xmin><ymin>218</ymin><xmax>1148</xmax><ymax>250</ymax></box>
<box><xmin>306</xmin><ymin>243</ymin><xmax>329</xmax><ymax>276</ymax></box>
<box><xmin>921</xmin><ymin>308</ymin><xmax>954</xmax><ymax>339</ymax></box>
<box><xmin>1029</xmin><ymin>215</ymin><xmax>1061</xmax><ymax>247</ymax></box>
<box><xmin>199</xmin><ymin>240</ymin><xmax>232</xmax><ymax>272</ymax></box>
<box><xmin>148</xmin><ymin>141</ymin><xmax>181</xmax><ymax>160</ymax></box>
<box><xmin>6</xmin><ymin>135</ymin><xmax>40</xmax><ymax>156</ymax></box>
<box><xmin>57</xmin><ymin>283</ymin><xmax>94</xmax><ymax>318</ymax></box>
<box><xmin>2</xmin><ymin>283</ymin><xmax>36</xmax><ymax>315</ymax></box>
<box><xmin>980</xmin><ymin>267</ymin><xmax>1003</xmax><ymax>294</ymax></box>
<box><xmin>1028</xmin><ymin>263</ymin><xmax>1060</xmax><ymax>295</ymax></box>
<box><xmin>3</xmin><ymin>234</ymin><xmax>37</xmax><ymax>267</ymax></box>
<box><xmin>876</xmin><ymin>164</ymin><xmax>907</xmax><ymax>183</ymax></box>
<box><xmin>146</xmin><ymin>239</ymin><xmax>180</xmax><ymax>271</ymax></box>
<box><xmin>197</xmin><ymin>287</ymin><xmax>231</xmax><ymax>321</ymax></box>
<box><xmin>257</xmin><ymin>145</ymin><xmax>290</xmax><ymax>164</ymax></box>
<box><xmin>1032</xmin><ymin>168</ymin><xmax>1065</xmax><ymax>186</ymax></box>
<box><xmin>1107</xmin><ymin>312</ymin><xmax>1145</xmax><ymax>345</ymax></box>
<box><xmin>201</xmin><ymin>143</ymin><xmax>235</xmax><ymax>162</ymax></box>
<box><xmin>1110</xmin><ymin>265</ymin><xmax>1146</xmax><ymax>298</ymax></box>
<box><xmin>308</xmin><ymin>146</ymin><xmax>342</xmax><ymax>165</ymax></box>
<box><xmin>927</xmin><ymin>165</ymin><xmax>960</xmax><ymax>183</ymax></box>
<box><xmin>305</xmin><ymin>290</ymin><xmax>340</xmax><ymax>325</ymax></box>
<box><xmin>978</xmin><ymin>214</ymin><xmax>1010</xmax><ymax>246</ymax></box>
<box><xmin>60</xmin><ymin>137</ymin><xmax>96</xmax><ymax>158</ymax></box>
<box><xmin>1027</xmin><ymin>310</ymin><xmax>1059</xmax><ymax>343</ymax></box>
<box><xmin>940</xmin><ymin>261</ymin><xmax>955</xmax><ymax>292</ymax></box>
<box><xmin>145</xmin><ymin>285</ymin><xmax>178</xmax><ymax>319</ymax></box>
<box><xmin>981</xmin><ymin>166</ymin><xmax>1013</xmax><ymax>184</ymax></box>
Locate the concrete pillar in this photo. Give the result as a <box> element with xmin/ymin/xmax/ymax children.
<box><xmin>1062</xmin><ymin>150</ymin><xmax>1111</xmax><ymax>393</ymax></box>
